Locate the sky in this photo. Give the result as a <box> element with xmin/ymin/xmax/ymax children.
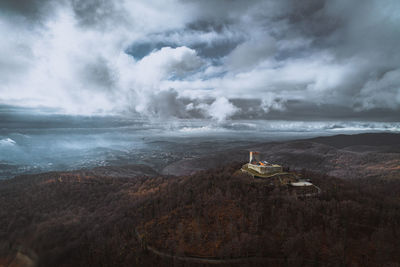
<box><xmin>1</xmin><ymin>0</ymin><xmax>400</xmax><ymax>122</ymax></box>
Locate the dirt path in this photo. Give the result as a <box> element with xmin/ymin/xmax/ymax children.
<box><xmin>134</xmin><ymin>228</ymin><xmax>319</xmax><ymax>265</ymax></box>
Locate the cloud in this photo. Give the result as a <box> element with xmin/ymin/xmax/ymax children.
<box><xmin>118</xmin><ymin>46</ymin><xmax>205</xmax><ymax>117</ymax></box>
<box><xmin>133</xmin><ymin>46</ymin><xmax>204</xmax><ymax>83</ymax></box>
<box><xmin>0</xmin><ymin>0</ymin><xmax>399</xmax><ymax>121</ymax></box>
<box><xmin>0</xmin><ymin>138</ymin><xmax>16</xmax><ymax>146</ymax></box>
<box><xmin>69</xmin><ymin>0</ymin><xmax>124</xmax><ymax>28</ymax></box>
<box><xmin>355</xmin><ymin>69</ymin><xmax>400</xmax><ymax>111</ymax></box>
<box><xmin>226</xmin><ymin>35</ymin><xmax>276</xmax><ymax>70</ymax></box>
<box><xmin>135</xmin><ymin>89</ymin><xmax>187</xmax><ymax>118</ymax></box>
<box><xmin>0</xmin><ymin>0</ymin><xmax>56</xmax><ymax>22</ymax></box>
<box><xmin>206</xmin><ymin>97</ymin><xmax>239</xmax><ymax>122</ymax></box>
<box><xmin>261</xmin><ymin>95</ymin><xmax>286</xmax><ymax>113</ymax></box>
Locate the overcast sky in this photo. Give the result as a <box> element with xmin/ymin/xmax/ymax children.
<box><xmin>0</xmin><ymin>0</ymin><xmax>399</xmax><ymax>121</ymax></box>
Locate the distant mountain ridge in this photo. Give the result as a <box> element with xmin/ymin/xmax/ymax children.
<box><xmin>307</xmin><ymin>132</ymin><xmax>400</xmax><ymax>148</ymax></box>
<box><xmin>163</xmin><ymin>132</ymin><xmax>400</xmax><ymax>179</ymax></box>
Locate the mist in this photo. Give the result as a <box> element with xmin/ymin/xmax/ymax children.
<box><xmin>0</xmin><ymin>105</ymin><xmax>398</xmax><ymax>179</ymax></box>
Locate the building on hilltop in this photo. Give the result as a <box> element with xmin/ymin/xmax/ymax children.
<box><xmin>247</xmin><ymin>151</ymin><xmax>283</xmax><ymax>175</ymax></box>
<box><xmin>241</xmin><ymin>151</ymin><xmax>321</xmax><ymax>196</ymax></box>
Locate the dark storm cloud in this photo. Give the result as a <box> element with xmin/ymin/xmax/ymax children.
<box><xmin>191</xmin><ymin>41</ymin><xmax>239</xmax><ymax>60</ymax></box>
<box><xmin>0</xmin><ymin>0</ymin><xmax>122</xmax><ymax>27</ymax></box>
<box><xmin>69</xmin><ymin>0</ymin><xmax>126</xmax><ymax>28</ymax></box>
<box><xmin>0</xmin><ymin>0</ymin><xmax>55</xmax><ymax>21</ymax></box>
<box><xmin>181</xmin><ymin>0</ymin><xmax>262</xmax><ymax>20</ymax></box>
<box><xmin>258</xmin><ymin>101</ymin><xmax>400</xmax><ymax>122</ymax></box>
<box><xmin>135</xmin><ymin>87</ymin><xmax>239</xmax><ymax>121</ymax></box>
<box><xmin>0</xmin><ymin>105</ymin><xmax>134</xmax><ymax>133</ymax></box>
<box><xmin>143</xmin><ymin>89</ymin><xmax>192</xmax><ymax>118</ymax></box>
<box><xmin>126</xmin><ymin>42</ymin><xmax>177</xmax><ymax>60</ymax></box>
<box><xmin>187</xmin><ymin>19</ymin><xmax>230</xmax><ymax>34</ymax></box>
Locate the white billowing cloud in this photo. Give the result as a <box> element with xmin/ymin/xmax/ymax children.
<box><xmin>261</xmin><ymin>94</ymin><xmax>286</xmax><ymax>113</ymax></box>
<box><xmin>133</xmin><ymin>46</ymin><xmax>204</xmax><ymax>85</ymax></box>
<box><xmin>162</xmin><ymin>52</ymin><xmax>354</xmax><ymax>106</ymax></box>
<box><xmin>0</xmin><ymin>0</ymin><xmax>201</xmax><ymax>115</ymax></box>
<box><xmin>206</xmin><ymin>97</ymin><xmax>239</xmax><ymax>122</ymax></box>
<box><xmin>0</xmin><ymin>138</ymin><xmax>16</xmax><ymax>146</ymax></box>
<box><xmin>0</xmin><ymin>10</ymin><xmax>123</xmax><ymax>114</ymax></box>
<box><xmin>116</xmin><ymin>46</ymin><xmax>204</xmax><ymax>115</ymax></box>
<box><xmin>0</xmin><ymin>4</ymin><xmax>203</xmax><ymax>115</ymax></box>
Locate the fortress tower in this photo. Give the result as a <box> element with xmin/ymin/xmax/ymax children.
<box><xmin>247</xmin><ymin>151</ymin><xmax>283</xmax><ymax>175</ymax></box>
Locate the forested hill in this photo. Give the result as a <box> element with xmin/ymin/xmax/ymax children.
<box><xmin>308</xmin><ymin>132</ymin><xmax>400</xmax><ymax>148</ymax></box>
<box><xmin>1</xmin><ymin>132</ymin><xmax>400</xmax><ymax>266</ymax></box>
<box><xmin>1</xmin><ymin>163</ymin><xmax>400</xmax><ymax>266</ymax></box>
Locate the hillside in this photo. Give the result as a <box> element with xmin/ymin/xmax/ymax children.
<box><xmin>163</xmin><ymin>133</ymin><xmax>400</xmax><ymax>179</ymax></box>
<box><xmin>1</xmin><ymin>165</ymin><xmax>400</xmax><ymax>266</ymax></box>
<box><xmin>308</xmin><ymin>132</ymin><xmax>400</xmax><ymax>149</ymax></box>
